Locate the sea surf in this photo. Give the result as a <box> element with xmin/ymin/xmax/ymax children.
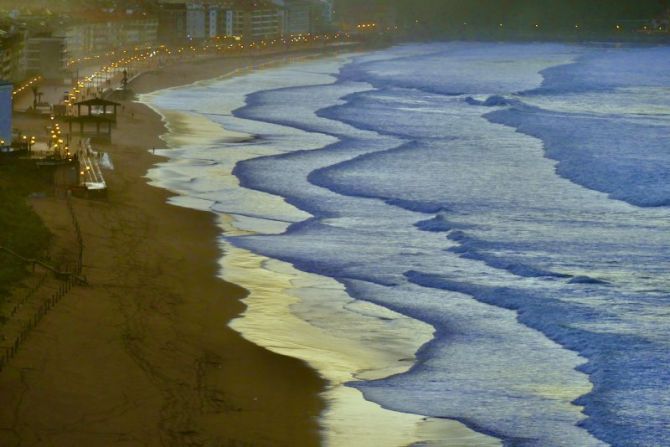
<box><xmin>142</xmin><ymin>43</ymin><xmax>670</xmax><ymax>447</ymax></box>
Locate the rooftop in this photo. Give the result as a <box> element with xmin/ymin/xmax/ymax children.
<box><xmin>74</xmin><ymin>97</ymin><xmax>121</xmax><ymax>107</ymax></box>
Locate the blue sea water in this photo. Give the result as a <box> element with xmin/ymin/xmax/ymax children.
<box><xmin>147</xmin><ymin>43</ymin><xmax>670</xmax><ymax>446</ymax></box>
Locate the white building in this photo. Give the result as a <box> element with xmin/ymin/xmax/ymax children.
<box><xmin>318</xmin><ymin>0</ymin><xmax>334</xmax><ymax>24</ymax></box>
<box><xmin>186</xmin><ymin>3</ymin><xmax>207</xmax><ymax>39</ymax></box>
<box><xmin>209</xmin><ymin>7</ymin><xmax>219</xmax><ymax>38</ymax></box>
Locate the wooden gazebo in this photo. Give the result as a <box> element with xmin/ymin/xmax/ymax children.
<box><xmin>74</xmin><ymin>97</ymin><xmax>120</xmax><ymax>122</ymax></box>
<box><xmin>67</xmin><ymin>97</ymin><xmax>121</xmax><ymax>143</ymax></box>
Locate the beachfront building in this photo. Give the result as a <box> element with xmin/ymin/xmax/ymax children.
<box><xmin>0</xmin><ymin>24</ymin><xmax>24</xmax><ymax>83</ymax></box>
<box><xmin>0</xmin><ymin>80</ymin><xmax>11</xmax><ymax>148</ymax></box>
<box><xmin>0</xmin><ymin>32</ymin><xmax>15</xmax><ymax>82</ymax></box>
<box><xmin>118</xmin><ymin>17</ymin><xmax>160</xmax><ymax>48</ymax></box>
<box><xmin>318</xmin><ymin>0</ymin><xmax>333</xmax><ymax>24</ymax></box>
<box><xmin>223</xmin><ymin>0</ymin><xmax>283</xmax><ymax>40</ymax></box>
<box><xmin>21</xmin><ymin>33</ymin><xmax>67</xmax><ymax>81</ymax></box>
<box><xmin>6</xmin><ymin>15</ymin><xmax>69</xmax><ymax>81</ymax></box>
<box><xmin>184</xmin><ymin>3</ymin><xmax>226</xmax><ymax>40</ymax></box>
<box><xmin>157</xmin><ymin>2</ymin><xmax>187</xmax><ymax>43</ymax></box>
<box><xmin>186</xmin><ymin>3</ymin><xmax>208</xmax><ymax>39</ymax></box>
<box><xmin>208</xmin><ymin>5</ymin><xmax>222</xmax><ymax>38</ymax></box>
<box><xmin>158</xmin><ymin>0</ymin><xmax>287</xmax><ymax>42</ymax></box>
<box><xmin>276</xmin><ymin>0</ymin><xmax>334</xmax><ymax>34</ymax></box>
<box><xmin>309</xmin><ymin>0</ymin><xmax>335</xmax><ymax>32</ymax></box>
<box><xmin>278</xmin><ymin>0</ymin><xmax>311</xmax><ymax>34</ymax></box>
<box><xmin>158</xmin><ymin>1</ymin><xmax>224</xmax><ymax>42</ymax></box>
<box><xmin>62</xmin><ymin>16</ymin><xmax>159</xmax><ymax>61</ymax></box>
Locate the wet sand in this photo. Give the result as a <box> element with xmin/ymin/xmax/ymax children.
<box><xmin>139</xmin><ymin>54</ymin><xmax>501</xmax><ymax>447</ymax></box>
<box><xmin>0</xmin><ymin>52</ymin><xmax>336</xmax><ymax>446</ymax></box>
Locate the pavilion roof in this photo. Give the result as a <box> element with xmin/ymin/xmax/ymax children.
<box><xmin>73</xmin><ymin>97</ymin><xmax>121</xmax><ymax>107</ymax></box>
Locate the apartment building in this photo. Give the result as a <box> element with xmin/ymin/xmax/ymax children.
<box><xmin>0</xmin><ymin>26</ymin><xmax>24</xmax><ymax>83</ymax></box>
<box><xmin>22</xmin><ymin>33</ymin><xmax>67</xmax><ymax>80</ymax></box>
<box><xmin>157</xmin><ymin>0</ymin><xmax>283</xmax><ymax>41</ymax></box>
<box><xmin>186</xmin><ymin>3</ymin><xmax>208</xmax><ymax>39</ymax></box>
<box><xmin>63</xmin><ymin>17</ymin><xmax>158</xmax><ymax>60</ymax></box>
<box><xmin>1</xmin><ymin>33</ymin><xmax>14</xmax><ymax>82</ymax></box>
<box><xmin>282</xmin><ymin>0</ymin><xmax>311</xmax><ymax>34</ymax></box>
<box><xmin>157</xmin><ymin>2</ymin><xmax>187</xmax><ymax>43</ymax></box>
<box><xmin>224</xmin><ymin>0</ymin><xmax>283</xmax><ymax>40</ymax></box>
<box><xmin>119</xmin><ymin>17</ymin><xmax>159</xmax><ymax>48</ymax></box>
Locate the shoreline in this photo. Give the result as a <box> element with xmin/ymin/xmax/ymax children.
<box><xmin>0</xmin><ymin>49</ymin><xmax>348</xmax><ymax>446</ymax></box>
<box><xmin>138</xmin><ymin>51</ymin><xmax>501</xmax><ymax>446</ymax></box>
<box><xmin>4</xmin><ymin>37</ymin><xmax>666</xmax><ymax>446</ymax></box>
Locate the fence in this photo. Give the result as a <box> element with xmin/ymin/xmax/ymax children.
<box><xmin>0</xmin><ymin>196</ymin><xmax>85</xmax><ymax>372</ymax></box>
<box><xmin>66</xmin><ymin>194</ymin><xmax>84</xmax><ymax>275</ymax></box>
<box><xmin>6</xmin><ymin>273</ymin><xmax>48</xmax><ymax>319</ymax></box>
<box><xmin>0</xmin><ymin>275</ymin><xmax>75</xmax><ymax>372</ymax></box>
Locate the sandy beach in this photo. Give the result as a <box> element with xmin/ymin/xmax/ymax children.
<box><xmin>0</xmin><ymin>51</ymin><xmax>344</xmax><ymax>446</ymax></box>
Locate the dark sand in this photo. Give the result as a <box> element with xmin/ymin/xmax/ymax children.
<box><xmin>0</xmin><ymin>51</ymin><xmax>353</xmax><ymax>446</ymax></box>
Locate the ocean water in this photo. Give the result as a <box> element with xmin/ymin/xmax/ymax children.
<box><xmin>143</xmin><ymin>43</ymin><xmax>670</xmax><ymax>447</ymax></box>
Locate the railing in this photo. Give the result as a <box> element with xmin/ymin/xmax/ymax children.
<box><xmin>0</xmin><ymin>193</ymin><xmax>86</xmax><ymax>373</ymax></box>
<box><xmin>0</xmin><ymin>275</ymin><xmax>76</xmax><ymax>372</ymax></box>
<box><xmin>5</xmin><ymin>273</ymin><xmax>48</xmax><ymax>319</ymax></box>
<box><xmin>66</xmin><ymin>194</ymin><xmax>84</xmax><ymax>274</ymax></box>
<box><xmin>0</xmin><ymin>246</ymin><xmax>85</xmax><ymax>284</ymax></box>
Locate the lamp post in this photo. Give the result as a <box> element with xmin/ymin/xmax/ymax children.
<box><xmin>31</xmin><ymin>85</ymin><xmax>39</xmax><ymax>110</ymax></box>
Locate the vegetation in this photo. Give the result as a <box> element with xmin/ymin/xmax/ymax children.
<box><xmin>0</xmin><ymin>159</ymin><xmax>52</xmax><ymax>296</ymax></box>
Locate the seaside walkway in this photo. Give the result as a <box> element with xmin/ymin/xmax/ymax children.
<box><xmin>78</xmin><ymin>139</ymin><xmax>106</xmax><ymax>192</ymax></box>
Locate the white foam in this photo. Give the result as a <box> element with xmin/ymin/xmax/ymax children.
<box><xmin>141</xmin><ymin>57</ymin><xmax>501</xmax><ymax>446</ymax></box>
<box><xmin>221</xmin><ymin>239</ymin><xmax>499</xmax><ymax>447</ymax></box>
